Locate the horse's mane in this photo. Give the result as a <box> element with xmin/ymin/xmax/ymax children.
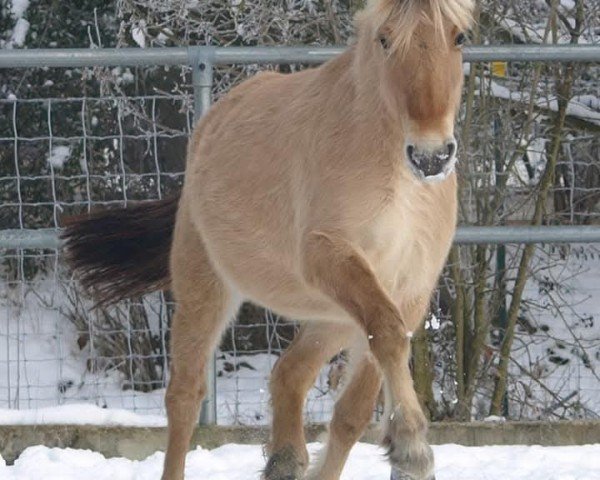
<box><xmin>365</xmin><ymin>0</ymin><xmax>475</xmax><ymax>56</ymax></box>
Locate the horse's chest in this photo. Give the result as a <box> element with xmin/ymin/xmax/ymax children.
<box><xmin>357</xmin><ymin>187</ymin><xmax>454</xmax><ymax>297</ymax></box>
<box><xmin>362</xmin><ymin>209</ymin><xmax>422</xmax><ymax>289</ymax></box>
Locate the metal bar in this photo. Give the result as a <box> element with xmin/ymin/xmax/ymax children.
<box><xmin>454</xmin><ymin>226</ymin><xmax>600</xmax><ymax>245</ymax></box>
<box><xmin>0</xmin><ymin>45</ymin><xmax>598</xmax><ymax>69</ymax></box>
<box><xmin>189</xmin><ymin>48</ymin><xmax>215</xmax><ymax>121</ymax></box>
<box><xmin>0</xmin><ymin>229</ymin><xmax>62</xmax><ymax>250</ymax></box>
<box><xmin>3</xmin><ymin>226</ymin><xmax>600</xmax><ymax>250</ymax></box>
<box><xmin>189</xmin><ymin>51</ymin><xmax>218</xmax><ymax>426</ymax></box>
<box><xmin>464</xmin><ymin>44</ymin><xmax>600</xmax><ymax>63</ymax></box>
<box><xmin>212</xmin><ymin>46</ymin><xmax>345</xmax><ymax>64</ymax></box>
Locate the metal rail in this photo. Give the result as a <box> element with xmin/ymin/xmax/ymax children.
<box><xmin>0</xmin><ymin>45</ymin><xmax>599</xmax><ymax>69</ymax></box>
<box><xmin>2</xmin><ymin>226</ymin><xmax>600</xmax><ymax>250</ymax></box>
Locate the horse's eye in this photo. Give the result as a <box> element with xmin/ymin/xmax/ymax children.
<box><xmin>455</xmin><ymin>32</ymin><xmax>467</xmax><ymax>47</ymax></box>
<box><xmin>379</xmin><ymin>36</ymin><xmax>390</xmax><ymax>50</ymax></box>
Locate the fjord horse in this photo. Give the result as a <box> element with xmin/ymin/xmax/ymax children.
<box><xmin>63</xmin><ymin>1</ymin><xmax>475</xmax><ymax>478</ymax></box>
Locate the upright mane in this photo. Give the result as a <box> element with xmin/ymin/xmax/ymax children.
<box><xmin>363</xmin><ymin>0</ymin><xmax>475</xmax><ymax>55</ymax></box>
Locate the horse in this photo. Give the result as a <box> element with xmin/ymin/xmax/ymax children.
<box><xmin>62</xmin><ymin>1</ymin><xmax>475</xmax><ymax>479</ymax></box>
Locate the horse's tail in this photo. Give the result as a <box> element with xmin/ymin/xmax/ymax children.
<box><xmin>61</xmin><ymin>195</ymin><xmax>180</xmax><ymax>306</ymax></box>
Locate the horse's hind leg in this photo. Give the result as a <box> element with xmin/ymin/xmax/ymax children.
<box><xmin>306</xmin><ymin>350</ymin><xmax>382</xmax><ymax>480</ymax></box>
<box><xmin>264</xmin><ymin>322</ymin><xmax>355</xmax><ymax>480</ymax></box>
<box><xmin>162</xmin><ymin>206</ymin><xmax>240</xmax><ymax>480</ymax></box>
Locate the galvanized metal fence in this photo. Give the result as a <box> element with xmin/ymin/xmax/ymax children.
<box><xmin>1</xmin><ymin>45</ymin><xmax>600</xmax><ymax>426</ymax></box>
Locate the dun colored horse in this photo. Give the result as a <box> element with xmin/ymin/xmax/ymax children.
<box><xmin>63</xmin><ymin>1</ymin><xmax>475</xmax><ymax>479</ymax></box>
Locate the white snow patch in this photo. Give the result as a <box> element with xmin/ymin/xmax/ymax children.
<box><xmin>485</xmin><ymin>78</ymin><xmax>600</xmax><ymax>126</ymax></box>
<box><xmin>560</xmin><ymin>0</ymin><xmax>576</xmax><ymax>10</ymax></box>
<box><xmin>426</xmin><ymin>314</ymin><xmax>441</xmax><ymax>330</ymax></box>
<box><xmin>0</xmin><ymin>404</ymin><xmax>167</xmax><ymax>427</ymax></box>
<box><xmin>1</xmin><ymin>443</ymin><xmax>600</xmax><ymax>479</ymax></box>
<box><xmin>483</xmin><ymin>415</ymin><xmax>506</xmax><ymax>423</ymax></box>
<box><xmin>10</xmin><ymin>0</ymin><xmax>30</xmax><ymax>19</ymax></box>
<box><xmin>10</xmin><ymin>18</ymin><xmax>30</xmax><ymax>47</ymax></box>
<box><xmin>121</xmin><ymin>69</ymin><xmax>135</xmax><ymax>84</ymax></box>
<box><xmin>47</xmin><ymin>145</ymin><xmax>71</xmax><ymax>169</ymax></box>
<box><xmin>132</xmin><ymin>22</ymin><xmax>147</xmax><ymax>48</ymax></box>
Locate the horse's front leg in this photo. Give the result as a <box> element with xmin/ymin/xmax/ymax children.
<box><xmin>302</xmin><ymin>231</ymin><xmax>434</xmax><ymax>480</ymax></box>
<box><xmin>383</xmin><ymin>297</ymin><xmax>434</xmax><ymax>480</ymax></box>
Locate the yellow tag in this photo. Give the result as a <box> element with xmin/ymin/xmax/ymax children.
<box><xmin>491</xmin><ymin>61</ymin><xmax>507</xmax><ymax>78</ymax></box>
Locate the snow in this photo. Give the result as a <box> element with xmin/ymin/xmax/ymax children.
<box><xmin>10</xmin><ymin>0</ymin><xmax>30</xmax><ymax>19</ymax></box>
<box><xmin>574</xmin><ymin>95</ymin><xmax>600</xmax><ymax>111</ymax></box>
<box><xmin>485</xmin><ymin>78</ymin><xmax>600</xmax><ymax>127</ymax></box>
<box><xmin>1</xmin><ymin>443</ymin><xmax>600</xmax><ymax>480</ymax></box>
<box><xmin>0</xmin><ymin>404</ymin><xmax>166</xmax><ymax>427</ymax></box>
<box><xmin>512</xmin><ymin>245</ymin><xmax>600</xmax><ymax>420</ymax></box>
<box><xmin>132</xmin><ymin>22</ymin><xmax>147</xmax><ymax>48</ymax></box>
<box><xmin>0</xmin><ymin>281</ymin><xmax>333</xmax><ymax>426</ymax></box>
<box><xmin>10</xmin><ymin>18</ymin><xmax>30</xmax><ymax>48</ymax></box>
<box><xmin>121</xmin><ymin>69</ymin><xmax>135</xmax><ymax>84</ymax></box>
<box><xmin>508</xmin><ymin>137</ymin><xmax>547</xmax><ymax>187</ymax></box>
<box><xmin>47</xmin><ymin>145</ymin><xmax>71</xmax><ymax>169</ymax></box>
<box><xmin>483</xmin><ymin>415</ymin><xmax>506</xmax><ymax>423</ymax></box>
<box><xmin>499</xmin><ymin>18</ymin><xmax>544</xmax><ymax>44</ymax></box>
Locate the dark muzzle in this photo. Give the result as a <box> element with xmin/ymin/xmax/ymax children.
<box><xmin>406</xmin><ymin>140</ymin><xmax>457</xmax><ymax>181</ymax></box>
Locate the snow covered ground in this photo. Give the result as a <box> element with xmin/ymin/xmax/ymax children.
<box><xmin>2</xmin><ymin>442</ymin><xmax>600</xmax><ymax>480</ymax></box>
<box><xmin>0</xmin><ymin>404</ymin><xmax>167</xmax><ymax>427</ymax></box>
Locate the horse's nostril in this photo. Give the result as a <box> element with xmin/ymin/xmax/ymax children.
<box><xmin>406</xmin><ymin>145</ymin><xmax>415</xmax><ymax>161</ymax></box>
<box><xmin>447</xmin><ymin>141</ymin><xmax>457</xmax><ymax>158</ymax></box>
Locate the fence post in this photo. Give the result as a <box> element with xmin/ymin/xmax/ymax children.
<box><xmin>189</xmin><ymin>46</ymin><xmax>217</xmax><ymax>425</ymax></box>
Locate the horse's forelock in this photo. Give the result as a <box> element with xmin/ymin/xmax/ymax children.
<box><xmin>364</xmin><ymin>0</ymin><xmax>475</xmax><ymax>56</ymax></box>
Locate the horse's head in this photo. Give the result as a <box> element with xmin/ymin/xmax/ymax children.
<box><xmin>359</xmin><ymin>0</ymin><xmax>475</xmax><ymax>183</ymax></box>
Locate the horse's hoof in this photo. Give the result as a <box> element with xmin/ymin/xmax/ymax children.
<box><xmin>391</xmin><ymin>468</ymin><xmax>411</xmax><ymax>480</ymax></box>
<box><xmin>390</xmin><ymin>468</ymin><xmax>436</xmax><ymax>480</ymax></box>
<box><xmin>262</xmin><ymin>447</ymin><xmax>306</xmax><ymax>480</ymax></box>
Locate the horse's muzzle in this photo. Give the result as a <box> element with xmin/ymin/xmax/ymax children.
<box><xmin>406</xmin><ymin>140</ymin><xmax>457</xmax><ymax>183</ymax></box>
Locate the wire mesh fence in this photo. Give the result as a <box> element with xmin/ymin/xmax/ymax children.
<box><xmin>1</xmin><ymin>47</ymin><xmax>600</xmax><ymax>425</ymax></box>
<box><xmin>2</xmin><ymin>244</ymin><xmax>599</xmax><ymax>424</ymax></box>
<box><xmin>0</xmin><ymin>90</ymin><xmax>339</xmax><ymax>424</ymax></box>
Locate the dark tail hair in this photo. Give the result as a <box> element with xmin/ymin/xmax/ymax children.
<box><xmin>61</xmin><ymin>195</ymin><xmax>180</xmax><ymax>306</ymax></box>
